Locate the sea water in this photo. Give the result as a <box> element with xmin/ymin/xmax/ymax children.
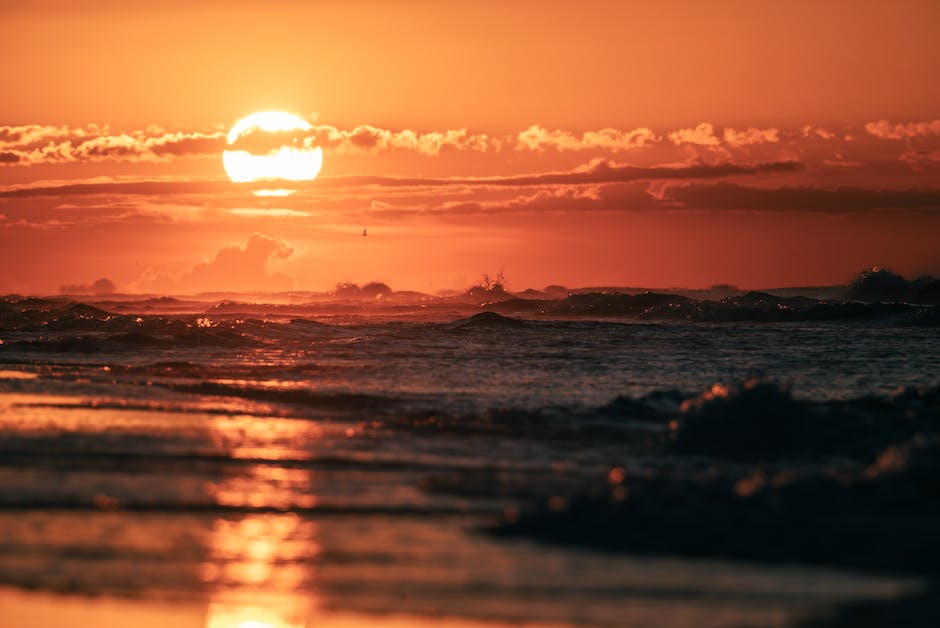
<box><xmin>0</xmin><ymin>294</ymin><xmax>937</xmax><ymax>627</ymax></box>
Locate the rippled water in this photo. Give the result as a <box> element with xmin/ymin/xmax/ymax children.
<box><xmin>0</xmin><ymin>296</ymin><xmax>937</xmax><ymax>627</ymax></box>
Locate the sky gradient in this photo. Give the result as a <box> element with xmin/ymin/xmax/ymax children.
<box><xmin>2</xmin><ymin>0</ymin><xmax>939</xmax><ymax>294</ymax></box>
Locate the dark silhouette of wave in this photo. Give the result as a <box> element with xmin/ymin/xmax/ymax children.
<box><xmin>447</xmin><ymin>311</ymin><xmax>530</xmax><ymax>331</ymax></box>
<box><xmin>846</xmin><ymin>267</ymin><xmax>940</xmax><ymax>304</ymax></box>
<box><xmin>486</xmin><ymin>290</ymin><xmax>940</xmax><ymax>324</ymax></box>
<box><xmin>490</xmin><ymin>379</ymin><xmax>940</xmax><ymax>574</ymax></box>
<box><xmin>3</xmin><ymin>284</ymin><xmax>939</xmax><ymax>341</ymax></box>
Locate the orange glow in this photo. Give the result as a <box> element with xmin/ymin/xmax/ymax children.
<box><xmin>0</xmin><ymin>2</ymin><xmax>939</xmax><ymax>293</ymax></box>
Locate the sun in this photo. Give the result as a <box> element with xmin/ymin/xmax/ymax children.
<box><xmin>222</xmin><ymin>111</ymin><xmax>323</xmax><ymax>196</ymax></box>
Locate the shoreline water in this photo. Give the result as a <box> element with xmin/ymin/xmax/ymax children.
<box><xmin>1</xmin><ymin>295</ymin><xmax>938</xmax><ymax>626</ymax></box>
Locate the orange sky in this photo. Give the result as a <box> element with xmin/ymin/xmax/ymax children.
<box><xmin>2</xmin><ymin>0</ymin><xmax>940</xmax><ymax>294</ymax></box>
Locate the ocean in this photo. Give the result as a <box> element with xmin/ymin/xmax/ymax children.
<box><xmin>0</xmin><ymin>291</ymin><xmax>938</xmax><ymax>627</ymax></box>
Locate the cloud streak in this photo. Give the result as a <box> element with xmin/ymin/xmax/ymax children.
<box><xmin>0</xmin><ymin>179</ymin><xmax>232</xmax><ymax>198</ymax></box>
<box><xmin>662</xmin><ymin>183</ymin><xmax>940</xmax><ymax>212</ymax></box>
<box><xmin>0</xmin><ymin>158</ymin><xmax>803</xmax><ymax>198</ymax></box>
<box><xmin>722</xmin><ymin>127</ymin><xmax>779</xmax><ymax>146</ymax></box>
<box><xmin>515</xmin><ymin>125</ymin><xmax>658</xmax><ymax>151</ymax></box>
<box><xmin>669</xmin><ymin>123</ymin><xmax>721</xmax><ymax>147</ymax></box>
<box><xmin>377</xmin><ymin>182</ymin><xmax>940</xmax><ymax>217</ymax></box>
<box><xmin>1</xmin><ymin>119</ymin><xmax>914</xmax><ymax>167</ymax></box>
<box><xmin>865</xmin><ymin>119</ymin><xmax>940</xmax><ymax>140</ymax></box>
<box><xmin>302</xmin><ymin>125</ymin><xmax>493</xmax><ymax>155</ymax></box>
<box><xmin>0</xmin><ymin>124</ymin><xmax>228</xmax><ymax>166</ymax></box>
<box><xmin>0</xmin><ymin>122</ymin><xmax>495</xmax><ymax>165</ymax></box>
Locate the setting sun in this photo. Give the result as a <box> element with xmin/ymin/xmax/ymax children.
<box><xmin>222</xmin><ymin>111</ymin><xmax>323</xmax><ymax>196</ymax></box>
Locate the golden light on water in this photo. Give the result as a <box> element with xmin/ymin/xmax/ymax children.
<box><xmin>202</xmin><ymin>514</ymin><xmax>319</xmax><ymax>628</ymax></box>
<box><xmin>222</xmin><ymin>111</ymin><xmax>323</xmax><ymax>197</ymax></box>
<box><xmin>201</xmin><ymin>412</ymin><xmax>320</xmax><ymax>628</ymax></box>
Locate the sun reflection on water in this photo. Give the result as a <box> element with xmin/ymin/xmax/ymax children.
<box><xmin>202</xmin><ymin>514</ymin><xmax>320</xmax><ymax>628</ymax></box>
<box><xmin>201</xmin><ymin>405</ymin><xmax>322</xmax><ymax>628</ymax></box>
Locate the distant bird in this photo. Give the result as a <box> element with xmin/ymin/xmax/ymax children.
<box><xmin>362</xmin><ymin>228</ymin><xmax>367</xmax><ymax>237</ymax></box>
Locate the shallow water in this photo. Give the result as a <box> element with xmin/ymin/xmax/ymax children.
<box><xmin>0</xmin><ymin>296</ymin><xmax>938</xmax><ymax>627</ymax></box>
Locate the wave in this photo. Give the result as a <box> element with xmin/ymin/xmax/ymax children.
<box><xmin>160</xmin><ymin>380</ymin><xmax>403</xmax><ymax>413</ymax></box>
<box><xmin>491</xmin><ymin>435</ymin><xmax>940</xmax><ymax>575</ymax></box>
<box><xmin>4</xmin><ymin>294</ymin><xmax>939</xmax><ymax>340</ymax></box>
<box><xmin>4</xmin><ymin>362</ymin><xmax>939</xmax><ymax>575</ymax></box>
<box><xmin>378</xmin><ymin>380</ymin><xmax>940</xmax><ymax>457</ymax></box>
<box><xmin>485</xmin><ymin>292</ymin><xmax>689</xmax><ymax>318</ymax></box>
<box><xmin>487</xmin><ymin>379</ymin><xmax>940</xmax><ymax>575</ymax></box>
<box><xmin>485</xmin><ymin>291</ymin><xmax>940</xmax><ymax>324</ymax></box>
<box><xmin>2</xmin><ymin>329</ymin><xmax>256</xmax><ymax>352</ymax></box>
<box><xmin>669</xmin><ymin>379</ymin><xmax>939</xmax><ymax>460</ymax></box>
<box><xmin>0</xmin><ymin>491</ymin><xmax>485</xmax><ymax>515</ymax></box>
<box><xmin>446</xmin><ymin>311</ymin><xmax>530</xmax><ymax>331</ymax></box>
<box><xmin>112</xmin><ymin>359</ymin><xmax>327</xmax><ymax>379</ymax></box>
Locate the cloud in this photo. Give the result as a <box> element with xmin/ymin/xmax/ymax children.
<box><xmin>821</xmin><ymin>154</ymin><xmax>865</xmax><ymax>168</ymax></box>
<box><xmin>0</xmin><ymin>122</ymin><xmax>491</xmax><ymax>166</ymax></box>
<box><xmin>145</xmin><ymin>131</ymin><xmax>229</xmax><ymax>157</ymax></box>
<box><xmin>468</xmin><ymin>158</ymin><xmax>801</xmax><ymax>186</ymax></box>
<box><xmin>0</xmin><ymin>124</ymin><xmax>77</xmax><ymax>147</ymax></box>
<box><xmin>426</xmin><ymin>183</ymin><xmax>656</xmax><ymax>216</ymax></box>
<box><xmin>669</xmin><ymin>124</ymin><xmax>780</xmax><ymax>148</ymax></box>
<box><xmin>0</xmin><ymin>179</ymin><xmax>231</xmax><ymax>198</ymax></box>
<box><xmin>865</xmin><ymin>119</ymin><xmax>940</xmax><ymax>140</ymax></box>
<box><xmin>327</xmin><ymin>158</ymin><xmax>803</xmax><ymax>189</ymax></box>
<box><xmin>228</xmin><ymin>208</ymin><xmax>312</xmax><ymax>218</ymax></box>
<box><xmin>662</xmin><ymin>183</ymin><xmax>940</xmax><ymax>212</ymax></box>
<box><xmin>71</xmin><ymin>130</ymin><xmax>227</xmax><ymax>161</ymax></box>
<box><xmin>226</xmin><ymin>124</ymin><xmax>495</xmax><ymax>156</ymax></box>
<box><xmin>59</xmin><ymin>277</ymin><xmax>116</xmax><ymax>295</ymax></box>
<box><xmin>371</xmin><ymin>179</ymin><xmax>940</xmax><ymax>218</ymax></box>
<box><xmin>0</xmin><ymin>124</ymin><xmax>228</xmax><ymax>166</ymax></box>
<box><xmin>136</xmin><ymin>235</ymin><xmax>295</xmax><ymax>294</ymax></box>
<box><xmin>899</xmin><ymin>149</ymin><xmax>940</xmax><ymax>171</ymax></box>
<box><xmin>300</xmin><ymin>125</ymin><xmax>492</xmax><ymax>155</ymax></box>
<box><xmin>800</xmin><ymin>125</ymin><xmax>836</xmax><ymax>140</ymax></box>
<box><xmin>515</xmin><ymin>124</ymin><xmax>658</xmax><ymax>151</ymax></box>
<box><xmin>669</xmin><ymin>123</ymin><xmax>721</xmax><ymax>146</ymax></box>
<box><xmin>346</xmin><ymin>159</ymin><xmax>803</xmax><ymax>187</ymax></box>
<box><xmin>4</xmin><ymin>119</ymin><xmax>934</xmax><ymax>168</ymax></box>
<box><xmin>722</xmin><ymin>127</ymin><xmax>779</xmax><ymax>146</ymax></box>
<box><xmin>0</xmin><ymin>159</ymin><xmax>803</xmax><ymax>199</ymax></box>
